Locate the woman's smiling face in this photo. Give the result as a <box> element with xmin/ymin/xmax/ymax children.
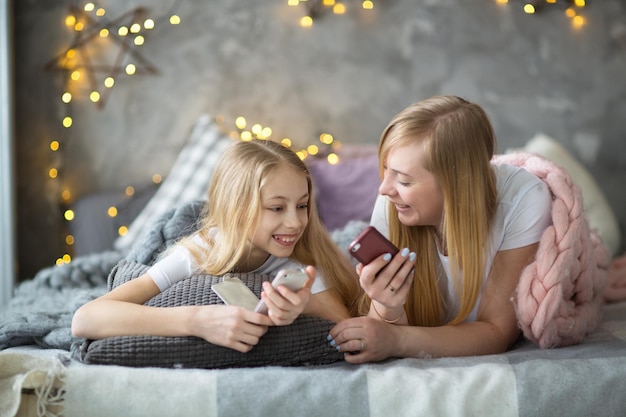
<box><xmin>378</xmin><ymin>141</ymin><xmax>444</xmax><ymax>228</ymax></box>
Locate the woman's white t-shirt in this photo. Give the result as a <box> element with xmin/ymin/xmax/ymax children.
<box><xmin>370</xmin><ymin>163</ymin><xmax>553</xmax><ymax>322</ymax></box>
<box><xmin>147</xmin><ymin>235</ymin><xmax>329</xmax><ymax>294</ymax></box>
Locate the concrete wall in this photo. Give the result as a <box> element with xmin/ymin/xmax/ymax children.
<box><xmin>13</xmin><ymin>0</ymin><xmax>626</xmax><ymax>281</ymax></box>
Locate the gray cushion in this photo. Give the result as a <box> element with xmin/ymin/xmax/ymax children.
<box><xmin>73</xmin><ymin>259</ymin><xmax>343</xmax><ymax>369</ymax></box>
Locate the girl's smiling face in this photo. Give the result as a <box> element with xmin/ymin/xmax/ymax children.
<box><xmin>378</xmin><ymin>141</ymin><xmax>444</xmax><ymax>229</ymax></box>
<box><xmin>246</xmin><ymin>163</ymin><xmax>309</xmax><ymax>265</ymax></box>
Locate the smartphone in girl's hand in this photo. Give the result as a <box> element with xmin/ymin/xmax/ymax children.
<box><xmin>348</xmin><ymin>226</ymin><xmax>399</xmax><ymax>265</ymax></box>
<box><xmin>254</xmin><ymin>268</ymin><xmax>309</xmax><ymax>314</ymax></box>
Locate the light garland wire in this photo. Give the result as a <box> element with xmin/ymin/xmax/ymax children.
<box><xmin>48</xmin><ymin>1</ymin><xmax>180</xmax><ymax>266</ymax></box>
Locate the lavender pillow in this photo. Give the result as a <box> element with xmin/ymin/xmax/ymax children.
<box><xmin>307</xmin><ymin>146</ymin><xmax>380</xmax><ymax>231</ymax></box>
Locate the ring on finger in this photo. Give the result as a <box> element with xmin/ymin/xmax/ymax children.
<box><xmin>360</xmin><ymin>339</ymin><xmax>365</xmax><ymax>351</ymax></box>
<box><xmin>389</xmin><ymin>286</ymin><xmax>396</xmax><ymax>292</ymax></box>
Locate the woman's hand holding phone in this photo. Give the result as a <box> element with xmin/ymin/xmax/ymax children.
<box><xmin>348</xmin><ymin>226</ymin><xmax>415</xmax><ymax>315</ymax></box>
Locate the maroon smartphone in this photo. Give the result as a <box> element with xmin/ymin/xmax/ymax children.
<box><xmin>348</xmin><ymin>226</ymin><xmax>399</xmax><ymax>265</ymax></box>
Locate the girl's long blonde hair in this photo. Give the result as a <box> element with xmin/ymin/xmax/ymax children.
<box><xmin>364</xmin><ymin>95</ymin><xmax>498</xmax><ymax>325</ymax></box>
<box><xmin>179</xmin><ymin>139</ymin><xmax>361</xmax><ymax>316</ymax></box>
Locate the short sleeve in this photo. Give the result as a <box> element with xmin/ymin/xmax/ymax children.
<box><xmin>499</xmin><ymin>177</ymin><xmax>553</xmax><ymax>251</ymax></box>
<box><xmin>147</xmin><ymin>245</ymin><xmax>195</xmax><ymax>291</ymax></box>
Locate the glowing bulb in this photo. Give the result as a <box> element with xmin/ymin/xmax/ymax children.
<box><xmin>324</xmin><ymin>0</ymin><xmax>336</xmax><ymax>5</ymax></box>
<box><xmin>288</xmin><ymin>0</ymin><xmax>299</xmax><ymax>5</ymax></box>
<box><xmin>118</xmin><ymin>26</ymin><xmax>129</xmax><ymax>36</ymax></box>
<box><xmin>572</xmin><ymin>15</ymin><xmax>585</xmax><ymax>28</ymax></box>
<box><xmin>61</xmin><ymin>190</ymin><xmax>71</xmax><ymax>201</ymax></box>
<box><xmin>144</xmin><ymin>19</ymin><xmax>155</xmax><ymax>30</ymax></box>
<box><xmin>99</xmin><ymin>28</ymin><xmax>109</xmax><ymax>37</ymax></box>
<box><xmin>65</xmin><ymin>235</ymin><xmax>75</xmax><ymax>245</ymax></box>
<box><xmin>89</xmin><ymin>91</ymin><xmax>100</xmax><ymax>102</ymax></box>
<box><xmin>49</xmin><ymin>168</ymin><xmax>58</xmax><ymax>179</ymax></box>
<box><xmin>281</xmin><ymin>138</ymin><xmax>292</xmax><ymax>148</ymax></box>
<box><xmin>320</xmin><ymin>133</ymin><xmax>334</xmax><ymax>144</ymax></box>
<box><xmin>251</xmin><ymin>124</ymin><xmax>262</xmax><ymax>135</ymax></box>
<box><xmin>50</xmin><ymin>141</ymin><xmax>60</xmax><ymax>151</ymax></box>
<box><xmin>107</xmin><ymin>206</ymin><xmax>118</xmax><ymax>217</ymax></box>
<box><xmin>66</xmin><ymin>49</ymin><xmax>76</xmax><ymax>59</ymax></box>
<box><xmin>523</xmin><ymin>4</ymin><xmax>535</xmax><ymax>14</ymax></box>
<box><xmin>296</xmin><ymin>150</ymin><xmax>308</xmax><ymax>160</ymax></box>
<box><xmin>104</xmin><ymin>77</ymin><xmax>115</xmax><ymax>88</ymax></box>
<box><xmin>96</xmin><ymin>8</ymin><xmax>105</xmax><ymax>17</ymax></box>
<box><xmin>170</xmin><ymin>15</ymin><xmax>181</xmax><ymax>25</ymax></box>
<box><xmin>65</xmin><ymin>15</ymin><xmax>76</xmax><ymax>27</ymax></box>
<box><xmin>62</xmin><ymin>117</ymin><xmax>73</xmax><ymax>128</ymax></box>
<box><xmin>152</xmin><ymin>174</ymin><xmax>162</xmax><ymax>184</ymax></box>
<box><xmin>134</xmin><ymin>35</ymin><xmax>145</xmax><ymax>46</ymax></box>
<box><xmin>262</xmin><ymin>127</ymin><xmax>272</xmax><ymax>138</ymax></box>
<box><xmin>333</xmin><ymin>3</ymin><xmax>346</xmax><ymax>14</ymax></box>
<box><xmin>565</xmin><ymin>8</ymin><xmax>576</xmax><ymax>18</ymax></box>
<box><xmin>307</xmin><ymin>145</ymin><xmax>319</xmax><ymax>155</ymax></box>
<box><xmin>300</xmin><ymin>16</ymin><xmax>313</xmax><ymax>27</ymax></box>
<box><xmin>74</xmin><ymin>22</ymin><xmax>84</xmax><ymax>31</ymax></box>
<box><xmin>125</xmin><ymin>186</ymin><xmax>135</xmax><ymax>196</ymax></box>
<box><xmin>64</xmin><ymin>209</ymin><xmax>75</xmax><ymax>221</ymax></box>
<box><xmin>118</xmin><ymin>226</ymin><xmax>128</xmax><ymax>236</ymax></box>
<box><xmin>574</xmin><ymin>0</ymin><xmax>585</xmax><ymax>6</ymax></box>
<box><xmin>327</xmin><ymin>153</ymin><xmax>340</xmax><ymax>165</ymax></box>
<box><xmin>84</xmin><ymin>3</ymin><xmax>95</xmax><ymax>12</ymax></box>
<box><xmin>130</xmin><ymin>23</ymin><xmax>141</xmax><ymax>33</ymax></box>
<box><xmin>62</xmin><ymin>254</ymin><xmax>72</xmax><ymax>263</ymax></box>
<box><xmin>240</xmin><ymin>131</ymin><xmax>253</xmax><ymax>141</ymax></box>
<box><xmin>71</xmin><ymin>70</ymin><xmax>80</xmax><ymax>81</ymax></box>
<box><xmin>61</xmin><ymin>92</ymin><xmax>72</xmax><ymax>103</ymax></box>
<box><xmin>362</xmin><ymin>0</ymin><xmax>374</xmax><ymax>10</ymax></box>
<box><xmin>235</xmin><ymin>116</ymin><xmax>247</xmax><ymax>129</ymax></box>
<box><xmin>125</xmin><ymin>64</ymin><xmax>136</xmax><ymax>75</ymax></box>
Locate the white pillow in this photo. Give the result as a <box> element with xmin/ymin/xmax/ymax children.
<box><xmin>515</xmin><ymin>133</ymin><xmax>621</xmax><ymax>256</ymax></box>
<box><xmin>114</xmin><ymin>115</ymin><xmax>232</xmax><ymax>253</ymax></box>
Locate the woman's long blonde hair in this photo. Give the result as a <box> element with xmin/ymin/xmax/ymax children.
<box><xmin>366</xmin><ymin>95</ymin><xmax>498</xmax><ymax>325</ymax></box>
<box><xmin>179</xmin><ymin>139</ymin><xmax>361</xmax><ymax>315</ymax></box>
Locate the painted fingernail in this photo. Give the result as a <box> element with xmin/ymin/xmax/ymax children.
<box><xmin>401</xmin><ymin>247</ymin><xmax>409</xmax><ymax>257</ymax></box>
<box><xmin>330</xmin><ymin>339</ymin><xmax>336</xmax><ymax>347</ymax></box>
<box><xmin>409</xmin><ymin>252</ymin><xmax>416</xmax><ymax>262</ymax></box>
<box><xmin>383</xmin><ymin>253</ymin><xmax>392</xmax><ymax>262</ymax></box>
<box><xmin>327</xmin><ymin>334</ymin><xmax>333</xmax><ymax>341</ymax></box>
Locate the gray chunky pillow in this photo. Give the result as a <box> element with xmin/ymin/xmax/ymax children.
<box><xmin>72</xmin><ymin>259</ymin><xmax>343</xmax><ymax>369</ymax></box>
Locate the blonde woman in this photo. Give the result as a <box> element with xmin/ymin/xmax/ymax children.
<box><xmin>329</xmin><ymin>95</ymin><xmax>552</xmax><ymax>361</ymax></box>
<box><xmin>73</xmin><ymin>140</ymin><xmax>360</xmax><ymax>353</ymax></box>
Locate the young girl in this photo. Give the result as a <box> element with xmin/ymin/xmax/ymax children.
<box><xmin>329</xmin><ymin>95</ymin><xmax>553</xmax><ymax>360</ymax></box>
<box><xmin>72</xmin><ymin>139</ymin><xmax>360</xmax><ymax>353</ymax></box>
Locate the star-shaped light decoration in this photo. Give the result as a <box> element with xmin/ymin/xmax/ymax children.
<box><xmin>44</xmin><ymin>3</ymin><xmax>168</xmax><ymax>109</ymax></box>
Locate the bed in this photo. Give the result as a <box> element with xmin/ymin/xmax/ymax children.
<box><xmin>2</xmin><ymin>115</ymin><xmax>625</xmax><ymax>417</ymax></box>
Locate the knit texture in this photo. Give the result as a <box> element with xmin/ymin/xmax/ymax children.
<box><xmin>493</xmin><ymin>152</ymin><xmax>611</xmax><ymax>348</ymax></box>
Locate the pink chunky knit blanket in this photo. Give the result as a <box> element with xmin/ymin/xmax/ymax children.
<box><xmin>493</xmin><ymin>152</ymin><xmax>611</xmax><ymax>348</ymax></box>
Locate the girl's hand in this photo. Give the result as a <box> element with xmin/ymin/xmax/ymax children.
<box><xmin>358</xmin><ymin>247</ymin><xmax>415</xmax><ymax>310</ymax></box>
<box><xmin>191</xmin><ymin>305</ymin><xmax>274</xmax><ymax>353</ymax></box>
<box><xmin>260</xmin><ymin>267</ymin><xmax>315</xmax><ymax>326</ymax></box>
<box><xmin>328</xmin><ymin>316</ymin><xmax>401</xmax><ymax>364</ymax></box>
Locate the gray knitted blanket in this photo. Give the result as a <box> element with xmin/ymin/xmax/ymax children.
<box><xmin>0</xmin><ymin>200</ymin><xmax>367</xmax><ymax>351</ymax></box>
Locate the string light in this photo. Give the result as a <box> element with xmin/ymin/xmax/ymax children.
<box><xmin>288</xmin><ymin>0</ymin><xmax>377</xmax><ymax>27</ymax></box>
<box><xmin>499</xmin><ymin>1</ymin><xmax>589</xmax><ymax>28</ymax></box>
<box><xmin>224</xmin><ymin>116</ymin><xmax>341</xmax><ymax>165</ymax></box>
<box><xmin>45</xmin><ymin>1</ymin><xmax>181</xmax><ymax>266</ymax></box>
